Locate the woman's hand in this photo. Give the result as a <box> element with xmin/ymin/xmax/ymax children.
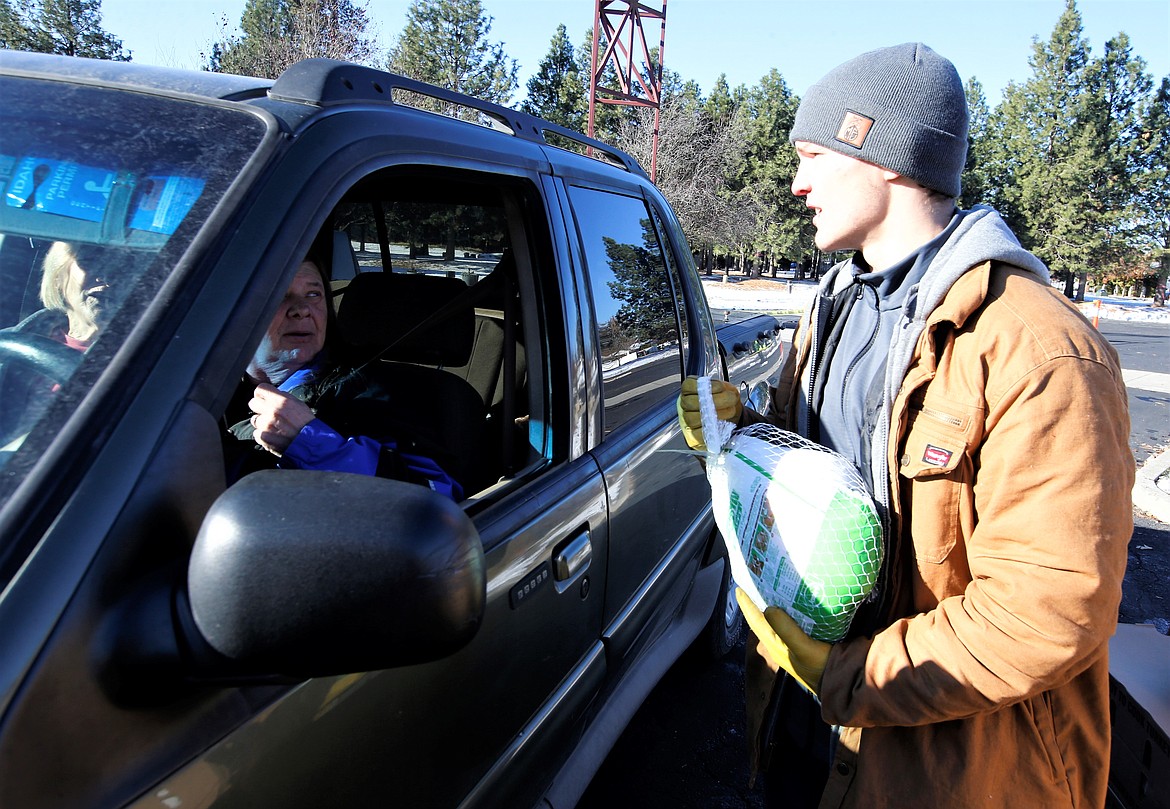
<box><xmin>249</xmin><ymin>383</ymin><xmax>316</xmax><ymax>455</ymax></box>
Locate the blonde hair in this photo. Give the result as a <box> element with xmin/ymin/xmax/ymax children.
<box><xmin>39</xmin><ymin>241</ymin><xmax>78</xmax><ymax>313</ymax></box>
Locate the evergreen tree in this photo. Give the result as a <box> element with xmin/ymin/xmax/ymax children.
<box><xmin>207</xmin><ymin>0</ymin><xmax>375</xmax><ymax>79</ymax></box>
<box><xmin>603</xmin><ymin>222</ymin><xmax>679</xmax><ymax>346</ymax></box>
<box><xmin>960</xmin><ymin>77</ymin><xmax>994</xmax><ymax>208</ymax></box>
<box><xmin>1076</xmin><ymin>32</ymin><xmax>1155</xmax><ymax>298</ymax></box>
<box><xmin>703</xmin><ymin>74</ymin><xmax>739</xmax><ymax>127</ymax></box>
<box><xmin>991</xmin><ymin>0</ymin><xmax>1156</xmax><ymax>298</ymax></box>
<box><xmin>1</xmin><ymin>0</ymin><xmax>127</xmax><ymax>60</ymax></box>
<box><xmin>1</xmin><ymin>0</ymin><xmax>38</xmax><ymax>51</ymax></box>
<box><xmin>994</xmin><ymin>0</ymin><xmax>1097</xmax><ymax>295</ymax></box>
<box><xmin>387</xmin><ymin>0</ymin><xmax>517</xmax><ymax>107</ymax></box>
<box><xmin>580</xmin><ymin>25</ymin><xmax>628</xmax><ymax>144</ymax></box>
<box><xmin>521</xmin><ymin>23</ymin><xmax>586</xmax><ymax>131</ymax></box>
<box><xmin>733</xmin><ymin>69</ymin><xmax>807</xmax><ymax>275</ymax></box>
<box><xmin>1132</xmin><ymin>77</ymin><xmax>1170</xmax><ymax>300</ymax></box>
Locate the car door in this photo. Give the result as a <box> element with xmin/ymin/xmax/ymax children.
<box><xmin>559</xmin><ymin>177</ymin><xmax>719</xmax><ymax>666</ymax></box>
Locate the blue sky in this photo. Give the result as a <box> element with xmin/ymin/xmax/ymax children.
<box><xmin>100</xmin><ymin>0</ymin><xmax>1169</xmax><ymax>106</ymax></box>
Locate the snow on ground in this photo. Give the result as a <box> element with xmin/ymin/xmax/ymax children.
<box><xmin>701</xmin><ymin>275</ymin><xmax>1170</xmax><ymax>325</ymax></box>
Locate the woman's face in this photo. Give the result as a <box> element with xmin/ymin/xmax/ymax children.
<box><xmin>62</xmin><ymin>249</ymin><xmax>113</xmax><ymax>341</ymax></box>
<box><xmin>249</xmin><ymin>261</ymin><xmax>328</xmax><ymax>384</ymax></box>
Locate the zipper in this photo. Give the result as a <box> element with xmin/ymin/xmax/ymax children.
<box><xmin>837</xmin><ymin>281</ymin><xmax>879</xmax><ymax>419</ymax></box>
<box><xmin>915</xmin><ymin>403</ymin><xmax>963</xmax><ymax>428</ymax></box>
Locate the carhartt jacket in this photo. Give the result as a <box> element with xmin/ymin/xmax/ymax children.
<box><xmin>744</xmin><ymin>208</ymin><xmax>1133</xmax><ymax>808</ymax></box>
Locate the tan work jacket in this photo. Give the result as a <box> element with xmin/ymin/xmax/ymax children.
<box><xmin>747</xmin><ymin>261</ymin><xmax>1134</xmax><ymax>808</ymax></box>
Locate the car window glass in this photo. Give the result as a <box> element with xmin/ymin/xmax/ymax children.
<box><xmin>566</xmin><ymin>185</ymin><xmax>683</xmax><ymax>435</ymax></box>
<box><xmin>269</xmin><ymin>172</ymin><xmax>545</xmax><ymax>497</ymax></box>
<box><xmin>0</xmin><ymin>76</ymin><xmax>267</xmax><ymax>506</ymax></box>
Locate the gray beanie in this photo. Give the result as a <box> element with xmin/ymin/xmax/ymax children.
<box><xmin>789</xmin><ymin>43</ymin><xmax>968</xmax><ymax>198</ymax></box>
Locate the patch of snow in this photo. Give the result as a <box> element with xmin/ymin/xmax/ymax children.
<box><xmin>700</xmin><ymin>276</ymin><xmax>1170</xmax><ymax>325</ymax></box>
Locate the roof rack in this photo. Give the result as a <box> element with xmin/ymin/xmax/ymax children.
<box><xmin>269</xmin><ymin>59</ymin><xmax>643</xmax><ymax>177</ymax></box>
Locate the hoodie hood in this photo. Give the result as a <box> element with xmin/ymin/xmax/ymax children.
<box><xmin>915</xmin><ymin>205</ymin><xmax>1049</xmax><ymax>323</ymax></box>
<box><xmin>867</xmin><ymin>204</ymin><xmax>1047</xmax><ymax>519</ymax></box>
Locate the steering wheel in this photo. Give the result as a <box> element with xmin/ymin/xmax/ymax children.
<box><xmin>0</xmin><ymin>331</ymin><xmax>83</xmax><ymax>386</ymax></box>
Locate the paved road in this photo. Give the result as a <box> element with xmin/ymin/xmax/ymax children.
<box><xmin>579</xmin><ymin>316</ymin><xmax>1169</xmax><ymax>809</ymax></box>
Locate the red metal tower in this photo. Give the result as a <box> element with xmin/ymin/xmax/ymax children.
<box><xmin>587</xmin><ymin>0</ymin><xmax>668</xmax><ymax>181</ymax></box>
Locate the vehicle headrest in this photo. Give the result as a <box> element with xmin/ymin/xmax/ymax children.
<box><xmin>334</xmin><ymin>272</ymin><xmax>474</xmax><ymax>366</ymax></box>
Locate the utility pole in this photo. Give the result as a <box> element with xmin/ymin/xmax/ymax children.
<box><xmin>587</xmin><ymin>0</ymin><xmax>667</xmax><ymax>182</ymax></box>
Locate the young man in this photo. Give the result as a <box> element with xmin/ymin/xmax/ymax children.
<box><xmin>678</xmin><ymin>43</ymin><xmax>1133</xmax><ymax>808</ymax></box>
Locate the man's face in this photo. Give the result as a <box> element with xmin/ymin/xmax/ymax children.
<box><xmin>791</xmin><ymin>141</ymin><xmax>893</xmax><ymax>255</ymax></box>
<box><xmin>251</xmin><ymin>262</ymin><xmax>328</xmax><ymax>381</ymax></box>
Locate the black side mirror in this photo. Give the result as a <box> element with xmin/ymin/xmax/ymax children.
<box><xmin>98</xmin><ymin>470</ymin><xmax>486</xmax><ymax>704</ymax></box>
<box><xmin>187</xmin><ymin>470</ymin><xmax>485</xmax><ymax>678</ymax></box>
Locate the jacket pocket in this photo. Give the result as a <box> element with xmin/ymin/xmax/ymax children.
<box><xmin>898</xmin><ymin>399</ymin><xmax>974</xmax><ymax>565</ymax></box>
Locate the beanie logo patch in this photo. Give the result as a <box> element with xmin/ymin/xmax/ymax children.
<box><xmin>835</xmin><ymin>111</ymin><xmax>874</xmax><ymax>149</ymax></box>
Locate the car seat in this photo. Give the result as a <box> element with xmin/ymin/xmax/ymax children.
<box><xmin>333</xmin><ymin>271</ymin><xmax>493</xmax><ymax>494</ymax></box>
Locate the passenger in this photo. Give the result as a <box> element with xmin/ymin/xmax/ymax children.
<box><xmin>224</xmin><ymin>256</ymin><xmax>462</xmax><ymax>499</ymax></box>
<box><xmin>678</xmin><ymin>43</ymin><xmax>1132</xmax><ymax>809</ymax></box>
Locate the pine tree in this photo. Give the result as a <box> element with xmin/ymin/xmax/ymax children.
<box><xmin>703</xmin><ymin>74</ymin><xmax>739</xmax><ymax>127</ymax></box>
<box><xmin>1132</xmin><ymin>77</ymin><xmax>1170</xmax><ymax>301</ymax></box>
<box><xmin>1</xmin><ymin>0</ymin><xmax>37</xmax><ymax>50</ymax></box>
<box><xmin>580</xmin><ymin>25</ymin><xmax>627</xmax><ymax>144</ymax></box>
<box><xmin>1</xmin><ymin>0</ymin><xmax>127</xmax><ymax>60</ymax></box>
<box><xmin>960</xmin><ymin>77</ymin><xmax>994</xmax><ymax>208</ymax></box>
<box><xmin>1075</xmin><ymin>32</ymin><xmax>1155</xmax><ymax>298</ymax></box>
<box><xmin>733</xmin><ymin>69</ymin><xmax>807</xmax><ymax>275</ymax></box>
<box><xmin>993</xmin><ymin>0</ymin><xmax>1099</xmax><ymax>295</ymax></box>
<box><xmin>521</xmin><ymin>23</ymin><xmax>586</xmax><ymax>131</ymax></box>
<box><xmin>991</xmin><ymin>0</ymin><xmax>1157</xmax><ymax>298</ymax></box>
<box><xmin>207</xmin><ymin>0</ymin><xmax>376</xmax><ymax>79</ymax></box>
<box><xmin>387</xmin><ymin>0</ymin><xmax>517</xmax><ymax>107</ymax></box>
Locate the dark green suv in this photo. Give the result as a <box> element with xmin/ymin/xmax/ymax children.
<box><xmin>0</xmin><ymin>52</ymin><xmax>776</xmax><ymax>808</ymax></box>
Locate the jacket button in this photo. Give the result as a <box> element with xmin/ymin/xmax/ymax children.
<box><xmin>837</xmin><ymin>762</ymin><xmax>852</xmax><ymax>776</ymax></box>
<box><xmin>899</xmin><ymin>454</ymin><xmax>910</xmax><ymax>467</ymax></box>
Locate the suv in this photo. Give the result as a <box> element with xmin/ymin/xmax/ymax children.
<box><xmin>0</xmin><ymin>53</ymin><xmax>780</xmax><ymax>807</ymax></box>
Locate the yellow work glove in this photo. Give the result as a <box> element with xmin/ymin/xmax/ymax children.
<box><xmin>736</xmin><ymin>588</ymin><xmax>830</xmax><ymax>696</ymax></box>
<box><xmin>676</xmin><ymin>376</ymin><xmax>742</xmax><ymax>451</ymax></box>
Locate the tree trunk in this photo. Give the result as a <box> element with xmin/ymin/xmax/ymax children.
<box><xmin>1074</xmin><ymin>272</ymin><xmax>1087</xmax><ymax>302</ymax></box>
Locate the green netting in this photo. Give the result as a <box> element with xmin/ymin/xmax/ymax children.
<box><xmin>706</xmin><ymin>422</ymin><xmax>884</xmax><ymax>642</ymax></box>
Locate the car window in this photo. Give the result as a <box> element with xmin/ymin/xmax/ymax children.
<box><xmin>291</xmin><ymin>171</ymin><xmax>546</xmax><ymax>497</ymax></box>
<box><xmin>0</xmin><ymin>76</ymin><xmax>267</xmax><ymax>504</ymax></box>
<box><xmin>566</xmin><ymin>185</ymin><xmax>684</xmax><ymax>435</ymax></box>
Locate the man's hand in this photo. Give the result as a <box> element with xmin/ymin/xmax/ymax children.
<box><xmin>676</xmin><ymin>376</ymin><xmax>742</xmax><ymax>451</ymax></box>
<box><xmin>249</xmin><ymin>383</ymin><xmax>316</xmax><ymax>455</ymax></box>
<box><xmin>736</xmin><ymin>588</ymin><xmax>830</xmax><ymax>696</ymax></box>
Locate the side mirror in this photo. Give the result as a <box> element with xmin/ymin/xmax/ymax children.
<box><xmin>746</xmin><ymin>381</ymin><xmax>772</xmax><ymax>417</ymax></box>
<box><xmin>185</xmin><ymin>470</ymin><xmax>485</xmax><ymax>678</ymax></box>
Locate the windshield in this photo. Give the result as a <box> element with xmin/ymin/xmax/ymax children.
<box><xmin>0</xmin><ymin>75</ymin><xmax>267</xmax><ymax>504</ymax></box>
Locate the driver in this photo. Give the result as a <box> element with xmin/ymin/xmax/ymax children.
<box><xmin>223</xmin><ymin>253</ymin><xmax>463</xmax><ymax>500</ymax></box>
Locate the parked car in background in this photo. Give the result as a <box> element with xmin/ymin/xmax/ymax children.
<box><xmin>0</xmin><ymin>51</ymin><xmax>780</xmax><ymax>808</ymax></box>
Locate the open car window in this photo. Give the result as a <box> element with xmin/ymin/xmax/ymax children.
<box><xmin>0</xmin><ymin>76</ymin><xmax>267</xmax><ymax>507</ymax></box>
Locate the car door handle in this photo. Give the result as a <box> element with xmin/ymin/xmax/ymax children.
<box><xmin>553</xmin><ymin>531</ymin><xmax>592</xmax><ymax>581</ymax></box>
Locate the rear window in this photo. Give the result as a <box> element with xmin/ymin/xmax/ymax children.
<box><xmin>0</xmin><ymin>75</ymin><xmax>267</xmax><ymax>504</ymax></box>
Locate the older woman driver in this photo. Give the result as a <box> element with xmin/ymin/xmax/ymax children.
<box><xmin>225</xmin><ymin>257</ymin><xmax>462</xmax><ymax>500</ymax></box>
